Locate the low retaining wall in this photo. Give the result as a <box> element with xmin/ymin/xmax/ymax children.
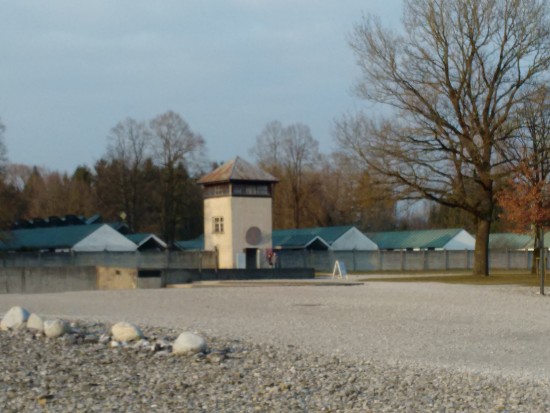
<box><xmin>0</xmin><ymin>266</ymin><xmax>156</xmax><ymax>294</ymax></box>
<box><xmin>0</xmin><ymin>266</ymin><xmax>313</xmax><ymax>293</ymax></box>
<box><xmin>0</xmin><ymin>266</ymin><xmax>98</xmax><ymax>294</ymax></box>
<box><xmin>162</xmin><ymin>268</ymin><xmax>315</xmax><ymax>285</ymax></box>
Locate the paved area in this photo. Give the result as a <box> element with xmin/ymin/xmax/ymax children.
<box><xmin>2</xmin><ymin>281</ymin><xmax>550</xmax><ymax>380</ymax></box>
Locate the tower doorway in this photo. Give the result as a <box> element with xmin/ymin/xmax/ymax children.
<box><xmin>245</xmin><ymin>248</ymin><xmax>258</xmax><ymax>269</ymax></box>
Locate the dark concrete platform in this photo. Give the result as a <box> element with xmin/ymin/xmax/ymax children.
<box><xmin>165</xmin><ymin>278</ymin><xmax>363</xmax><ymax>288</ymax></box>
<box><xmin>162</xmin><ymin>268</ymin><xmax>315</xmax><ymax>284</ymax></box>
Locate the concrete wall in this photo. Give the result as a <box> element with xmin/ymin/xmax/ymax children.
<box><xmin>276</xmin><ymin>249</ymin><xmax>537</xmax><ymax>272</ymax></box>
<box><xmin>0</xmin><ymin>266</ymin><xmax>98</xmax><ymax>294</ymax></box>
<box><xmin>136</xmin><ymin>277</ymin><xmax>163</xmax><ymax>289</ymax></box>
<box><xmin>0</xmin><ymin>266</ymin><xmax>167</xmax><ymax>294</ymax></box>
<box><xmin>96</xmin><ymin>266</ymin><xmax>137</xmax><ymax>290</ymax></box>
<box><xmin>136</xmin><ymin>269</ymin><xmax>163</xmax><ymax>289</ymax></box>
<box><xmin>0</xmin><ymin>251</ymin><xmax>217</xmax><ymax>270</ymax></box>
<box><xmin>0</xmin><ymin>264</ymin><xmax>313</xmax><ymax>294</ymax></box>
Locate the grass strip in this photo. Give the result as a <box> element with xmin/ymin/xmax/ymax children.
<box><xmin>361</xmin><ymin>272</ymin><xmax>541</xmax><ymax>286</ymax></box>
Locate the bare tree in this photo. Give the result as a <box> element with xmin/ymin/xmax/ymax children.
<box><xmin>329</xmin><ymin>150</ymin><xmax>398</xmax><ymax>231</ymax></box>
<box><xmin>103</xmin><ymin>117</ymin><xmax>152</xmax><ymax>231</ymax></box>
<box><xmin>251</xmin><ymin>121</ymin><xmax>321</xmax><ymax>228</ymax></box>
<box><xmin>150</xmin><ymin>111</ymin><xmax>205</xmax><ymax>175</ymax></box>
<box><xmin>283</xmin><ymin>123</ymin><xmax>321</xmax><ymax>228</ymax></box>
<box><xmin>150</xmin><ymin>111</ymin><xmax>205</xmax><ymax>243</ymax></box>
<box><xmin>108</xmin><ymin>118</ymin><xmax>151</xmax><ymax>168</ymax></box>
<box><xmin>0</xmin><ymin>118</ymin><xmax>7</xmax><ymax>173</ymax></box>
<box><xmin>3</xmin><ymin>163</ymin><xmax>33</xmax><ymax>192</ymax></box>
<box><xmin>250</xmin><ymin>120</ymin><xmax>285</xmax><ymax>174</ymax></box>
<box><xmin>346</xmin><ymin>0</ymin><xmax>550</xmax><ymax>275</ymax></box>
<box><xmin>508</xmin><ymin>87</ymin><xmax>550</xmax><ymax>185</ymax></box>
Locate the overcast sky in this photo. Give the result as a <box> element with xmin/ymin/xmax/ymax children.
<box><xmin>0</xmin><ymin>1</ymin><xmax>402</xmax><ymax>173</ymax></box>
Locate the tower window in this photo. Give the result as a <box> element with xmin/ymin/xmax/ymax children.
<box><xmin>232</xmin><ymin>183</ymin><xmax>271</xmax><ymax>197</ymax></box>
<box><xmin>204</xmin><ymin>184</ymin><xmax>230</xmax><ymax>198</ymax></box>
<box><xmin>213</xmin><ymin>217</ymin><xmax>224</xmax><ymax>233</ymax></box>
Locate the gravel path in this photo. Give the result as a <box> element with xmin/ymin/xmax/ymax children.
<box><xmin>2</xmin><ymin>281</ymin><xmax>550</xmax><ymax>411</ymax></box>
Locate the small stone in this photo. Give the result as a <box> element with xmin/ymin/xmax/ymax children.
<box><xmin>150</xmin><ymin>339</ymin><xmax>172</xmax><ymax>352</ymax></box>
<box><xmin>173</xmin><ymin>332</ymin><xmax>207</xmax><ymax>355</ymax></box>
<box><xmin>192</xmin><ymin>352</ymin><xmax>206</xmax><ymax>362</ymax></box>
<box><xmin>206</xmin><ymin>351</ymin><xmax>226</xmax><ymax>364</ymax></box>
<box><xmin>27</xmin><ymin>313</ymin><xmax>44</xmax><ymax>332</ymax></box>
<box><xmin>83</xmin><ymin>334</ymin><xmax>99</xmax><ymax>344</ymax></box>
<box><xmin>60</xmin><ymin>334</ymin><xmax>77</xmax><ymax>345</ymax></box>
<box><xmin>279</xmin><ymin>382</ymin><xmax>291</xmax><ymax>391</ymax></box>
<box><xmin>153</xmin><ymin>350</ymin><xmax>171</xmax><ymax>357</ymax></box>
<box><xmin>37</xmin><ymin>394</ymin><xmax>54</xmax><ymax>407</ymax></box>
<box><xmin>44</xmin><ymin>319</ymin><xmax>69</xmax><ymax>338</ymax></box>
<box><xmin>132</xmin><ymin>339</ymin><xmax>151</xmax><ymax>350</ymax></box>
<box><xmin>155</xmin><ymin>339</ymin><xmax>172</xmax><ymax>349</ymax></box>
<box><xmin>111</xmin><ymin>322</ymin><xmax>143</xmax><ymax>342</ymax></box>
<box><xmin>1</xmin><ymin>306</ymin><xmax>30</xmax><ymax>330</ymax></box>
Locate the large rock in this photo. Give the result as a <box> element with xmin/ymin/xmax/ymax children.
<box><xmin>27</xmin><ymin>313</ymin><xmax>45</xmax><ymax>332</ymax></box>
<box><xmin>0</xmin><ymin>306</ymin><xmax>30</xmax><ymax>330</ymax></box>
<box><xmin>111</xmin><ymin>322</ymin><xmax>143</xmax><ymax>342</ymax></box>
<box><xmin>44</xmin><ymin>319</ymin><xmax>69</xmax><ymax>338</ymax></box>
<box><xmin>173</xmin><ymin>332</ymin><xmax>207</xmax><ymax>355</ymax></box>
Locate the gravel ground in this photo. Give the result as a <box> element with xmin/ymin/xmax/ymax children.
<box><xmin>2</xmin><ymin>281</ymin><xmax>550</xmax><ymax>411</ymax></box>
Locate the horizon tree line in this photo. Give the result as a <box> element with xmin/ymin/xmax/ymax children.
<box><xmin>0</xmin><ymin>106</ymin><xmax>536</xmax><ymax>247</ymax></box>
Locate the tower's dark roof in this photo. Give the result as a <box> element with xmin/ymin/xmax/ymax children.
<box><xmin>198</xmin><ymin>157</ymin><xmax>278</xmax><ymax>185</ymax></box>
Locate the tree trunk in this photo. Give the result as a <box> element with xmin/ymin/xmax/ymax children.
<box><xmin>532</xmin><ymin>228</ymin><xmax>540</xmax><ymax>275</ymax></box>
<box><xmin>473</xmin><ymin>219</ymin><xmax>490</xmax><ymax>276</ymax></box>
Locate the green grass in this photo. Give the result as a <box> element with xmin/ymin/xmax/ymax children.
<box><xmin>360</xmin><ymin>271</ymin><xmax>542</xmax><ymax>286</ymax></box>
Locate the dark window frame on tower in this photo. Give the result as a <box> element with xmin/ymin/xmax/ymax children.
<box><xmin>231</xmin><ymin>183</ymin><xmax>271</xmax><ymax>197</ymax></box>
<box><xmin>213</xmin><ymin>216</ymin><xmax>224</xmax><ymax>234</ymax></box>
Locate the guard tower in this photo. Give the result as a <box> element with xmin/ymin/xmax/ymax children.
<box><xmin>198</xmin><ymin>157</ymin><xmax>278</xmax><ymax>269</ymax></box>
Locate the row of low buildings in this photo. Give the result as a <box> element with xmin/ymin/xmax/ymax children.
<box><xmin>0</xmin><ymin>215</ymin><xmax>542</xmax><ymax>254</ymax></box>
<box><xmin>0</xmin><ymin>215</ymin><xmax>167</xmax><ymax>253</ymax></box>
<box><xmin>178</xmin><ymin>227</ymin><xmax>549</xmax><ymax>252</ymax></box>
<box><xmin>176</xmin><ymin>227</ymin><xmax>477</xmax><ymax>252</ymax></box>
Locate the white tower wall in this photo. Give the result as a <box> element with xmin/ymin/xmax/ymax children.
<box><xmin>204</xmin><ymin>196</ymin><xmax>273</xmax><ymax>269</ymax></box>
